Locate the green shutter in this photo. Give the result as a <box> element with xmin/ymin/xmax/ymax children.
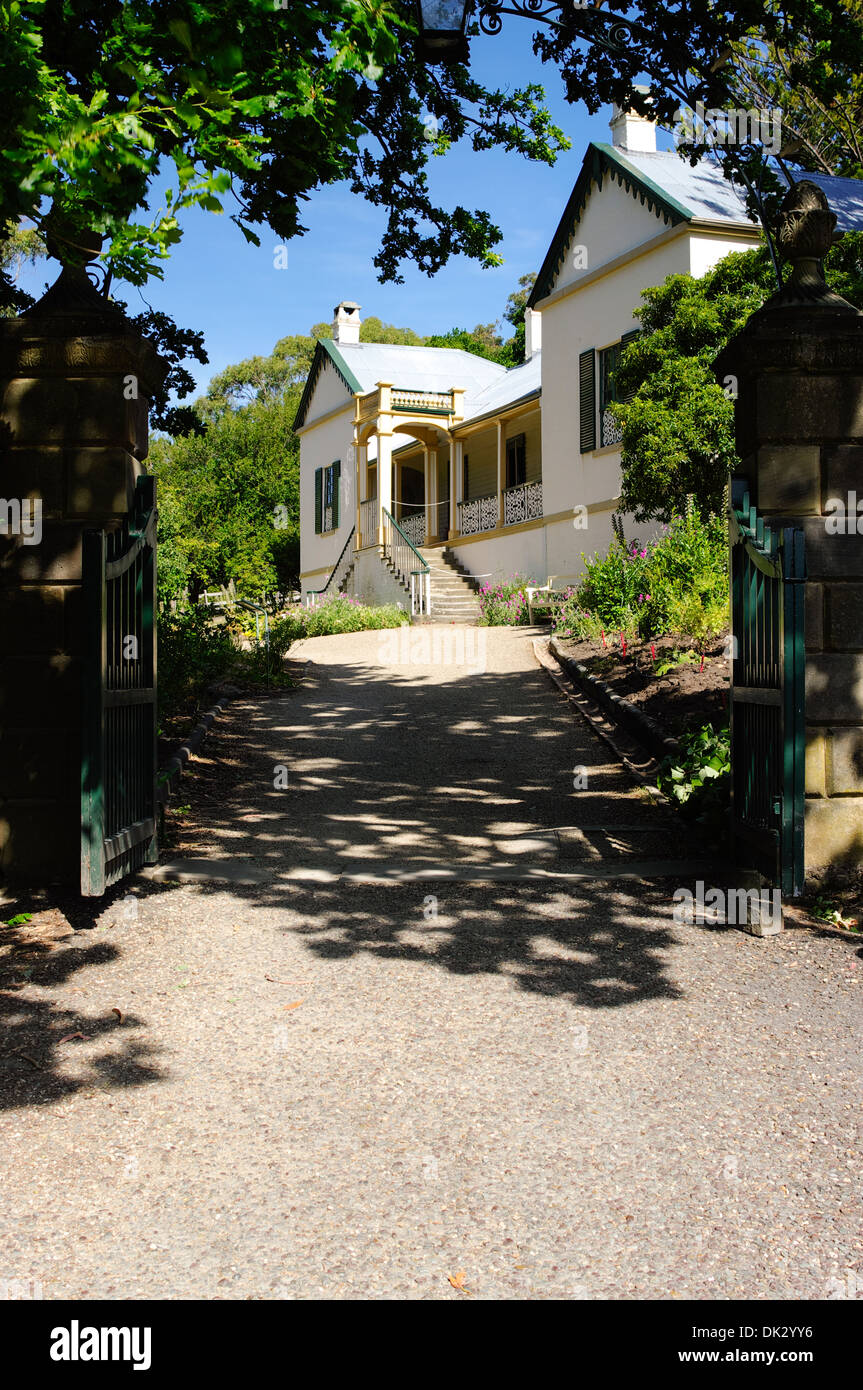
<box><xmin>314</xmin><ymin>467</ymin><xmax>323</xmax><ymax>534</ymax></box>
<box><xmin>331</xmin><ymin>459</ymin><xmax>341</xmax><ymax>529</ymax></box>
<box><xmin>579</xmin><ymin>349</ymin><xmax>596</xmax><ymax>453</ymax></box>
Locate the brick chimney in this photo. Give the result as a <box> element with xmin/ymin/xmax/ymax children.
<box><xmin>333</xmin><ymin>300</ymin><xmax>362</xmax><ymax>345</ymax></box>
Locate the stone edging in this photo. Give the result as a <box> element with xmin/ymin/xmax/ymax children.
<box><xmin>549</xmin><ymin>635</ymin><xmax>680</xmax><ymax>765</ymax></box>
<box><xmin>157</xmin><ymin>687</ymin><xmax>240</xmax><ymax>805</ymax></box>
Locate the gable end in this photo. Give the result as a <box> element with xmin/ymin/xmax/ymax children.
<box><xmin>529</xmin><ymin>142</ymin><xmax>694</xmax><ymax>307</ymax></box>
<box><xmin>294</xmin><ymin>338</ymin><xmax>363</xmax><ymax>431</ymax></box>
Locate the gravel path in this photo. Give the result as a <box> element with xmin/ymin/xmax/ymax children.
<box><xmin>0</xmin><ymin>628</ymin><xmax>859</xmax><ymax>1300</ymax></box>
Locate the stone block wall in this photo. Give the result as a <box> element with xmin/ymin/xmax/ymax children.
<box><xmin>0</xmin><ymin>268</ymin><xmax>165</xmax><ymax>886</ymax></box>
<box><xmin>717</xmin><ymin>301</ymin><xmax>863</xmax><ymax>877</ymax></box>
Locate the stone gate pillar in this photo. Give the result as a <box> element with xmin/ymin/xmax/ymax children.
<box><xmin>715</xmin><ymin>182</ymin><xmax>863</xmax><ymax>880</ymax></box>
<box><xmin>0</xmin><ymin>265</ymin><xmax>166</xmax><ymax>887</ymax></box>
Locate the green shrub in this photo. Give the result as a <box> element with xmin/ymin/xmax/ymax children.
<box><xmin>551</xmin><ymin>591</ymin><xmax>634</xmax><ymax>642</ymax></box>
<box><xmin>478</xmin><ymin>575</ymin><xmax>534</xmax><ymax>625</ymax></box>
<box><xmin>299</xmin><ymin>595</ymin><xmax>409</xmax><ymax>636</ymax></box>
<box><xmin>642</xmin><ymin>506</ymin><xmax>728</xmax><ymax>643</ymax></box>
<box><xmin>576</xmin><ymin>538</ymin><xmax>651</xmax><ymax>632</ymax></box>
<box><xmin>550</xmin><ymin>506</ymin><xmax>729</xmax><ymax>645</ymax></box>
<box><xmin>157</xmin><ymin>605</ymin><xmax>237</xmax><ymax>722</ymax></box>
<box><xmin>656</xmin><ymin>722</ymin><xmax>730</xmax><ymax>834</ymax></box>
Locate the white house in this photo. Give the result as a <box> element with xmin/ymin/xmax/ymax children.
<box><xmin>295</xmin><ymin>105</ymin><xmax>863</xmax><ymax>616</ymax></box>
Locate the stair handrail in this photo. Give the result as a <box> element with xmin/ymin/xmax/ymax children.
<box><xmin>382</xmin><ymin>508</ymin><xmax>431</xmax><ymax>617</ymax></box>
<box><xmin>305</xmin><ymin>525</ymin><xmax>356</xmax><ymax>607</ymax></box>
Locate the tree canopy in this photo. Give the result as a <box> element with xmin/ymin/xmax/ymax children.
<box><xmin>5</xmin><ymin>1</ymin><xmax>863</xmax><ymax>314</ymax></box>
<box><xmin>0</xmin><ymin>0</ymin><xmax>566</xmax><ymax>306</ymax></box>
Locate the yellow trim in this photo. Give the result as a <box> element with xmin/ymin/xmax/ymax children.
<box><xmin>453</xmin><ymin>399</ymin><xmax>541</xmax><ymax>439</ymax></box>
<box><xmin>294</xmin><ymin>399</ymin><xmax>354</xmax><ymax>437</ymax></box>
<box><xmin>534</xmin><ymin>218</ymin><xmax>758</xmax><ymax>313</ymax></box>
<box><xmin>300</xmin><ymin>563</ymin><xmax>336</xmax><ymax>580</ymax></box>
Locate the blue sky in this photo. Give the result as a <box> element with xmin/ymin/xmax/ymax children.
<box><xmin>18</xmin><ymin>24</ymin><xmax>669</xmax><ymax>396</ymax></box>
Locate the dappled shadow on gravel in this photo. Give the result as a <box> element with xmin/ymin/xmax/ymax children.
<box><xmin>0</xmin><ymin>886</ymin><xmax>166</xmax><ymax>1112</ymax></box>
<box><xmin>165</xmin><ymin>638</ymin><xmax>679</xmax><ymax>874</ymax></box>
<box><xmin>140</xmin><ymin>872</ymin><xmax>686</xmax><ymax>1011</ymax></box>
<box><xmin>284</xmin><ymin>878</ymin><xmax>685</xmax><ymax>1009</ymax></box>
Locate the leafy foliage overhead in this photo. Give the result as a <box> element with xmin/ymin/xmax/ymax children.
<box><xmin>6</xmin><ymin>1</ymin><xmax>861</xmax><ymax>312</ymax></box>
<box><xmin>0</xmin><ymin>0</ymin><xmax>566</xmax><ymax>303</ymax></box>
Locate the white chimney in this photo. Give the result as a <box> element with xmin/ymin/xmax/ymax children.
<box><xmin>333</xmin><ymin>300</ymin><xmax>362</xmax><ymax>345</ymax></box>
<box><xmin>610</xmin><ymin>87</ymin><xmax>656</xmax><ymax>153</ymax></box>
<box><xmin>524</xmin><ymin>307</ymin><xmax>541</xmax><ymax>360</ymax></box>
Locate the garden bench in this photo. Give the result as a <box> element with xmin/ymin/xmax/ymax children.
<box><xmin>525</xmin><ymin>575</ymin><xmax>581</xmax><ymax>624</ymax></box>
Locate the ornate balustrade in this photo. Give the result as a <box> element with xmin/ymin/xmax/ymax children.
<box><xmin>457</xmin><ymin>493</ymin><xmax>499</xmax><ymax>536</ymax></box>
<box><xmin>399</xmin><ymin>510</ymin><xmax>426</xmax><ymax>547</ymax></box>
<box><xmin>503</xmin><ymin>480</ymin><xmax>543</xmax><ymax>527</ymax></box>
<box><xmin>600</xmin><ymin>409</ymin><xmax>624</xmax><ymax>448</ymax></box>
<box><xmin>391</xmin><ymin>388</ymin><xmax>453</xmax><ymax>413</ymax></box>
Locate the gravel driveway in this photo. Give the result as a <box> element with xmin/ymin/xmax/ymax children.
<box><xmin>0</xmin><ymin>627</ymin><xmax>859</xmax><ymax>1300</ymax></box>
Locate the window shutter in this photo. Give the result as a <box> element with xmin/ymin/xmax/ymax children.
<box><xmin>314</xmin><ymin>467</ymin><xmax>323</xmax><ymax>534</ymax></box>
<box><xmin>579</xmin><ymin>349</ymin><xmax>596</xmax><ymax>453</ymax></box>
<box><xmin>331</xmin><ymin>460</ymin><xmax>341</xmax><ymax>528</ymax></box>
<box><xmin>620</xmin><ymin>330</ymin><xmax>640</xmax><ymax>404</ymax></box>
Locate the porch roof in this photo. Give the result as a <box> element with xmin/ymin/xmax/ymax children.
<box><xmin>331</xmin><ymin>340</ymin><xmax>506</xmax><ymax>403</ymax></box>
<box><xmin>457</xmin><ymin>353</ymin><xmax>542</xmax><ymax>428</ymax></box>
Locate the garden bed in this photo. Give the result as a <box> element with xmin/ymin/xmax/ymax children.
<box><xmin>552</xmin><ymin>632</ymin><xmax>730</xmax><ymax>743</ymax></box>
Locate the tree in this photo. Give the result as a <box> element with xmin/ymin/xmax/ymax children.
<box><xmin>0</xmin><ymin>0</ymin><xmax>566</xmax><ymax>307</ymax></box>
<box><xmin>726</xmin><ymin>1</ymin><xmax>863</xmax><ymax>179</ymax></box>
<box><xmin>529</xmin><ymin>1</ymin><xmax>863</xmax><ymax>232</ymax></box>
<box><xmin>613</xmin><ymin>233</ymin><xmax>863</xmax><ymax>521</ymax></box>
<box><xmin>0</xmin><ymin>223</ymin><xmax>46</xmax><ymax>315</ymax></box>
<box><xmin>150</xmin><ymin>391</ymin><xmax>301</xmax><ymax>602</ymax></box>
<box><xmin>425</xmin><ymin>322</ymin><xmax>508</xmax><ymax>363</ymax></box>
<box><xmin>310</xmin><ymin>316</ymin><xmax>425</xmax><ymax>346</ymax></box>
<box><xmin>8</xmin><ymin>2</ymin><xmax>863</xmax><ymax>315</ymax></box>
<box><xmin>502</xmin><ymin>271</ymin><xmax>537</xmax><ymax>365</ymax></box>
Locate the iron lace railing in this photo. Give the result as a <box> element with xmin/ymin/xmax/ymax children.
<box><xmin>458</xmin><ymin>493</ymin><xmax>498</xmax><ymax>536</ymax></box>
<box><xmin>305</xmin><ymin>525</ymin><xmax>356</xmax><ymax>606</ymax></box>
<box><xmin>503</xmin><ymin>480</ymin><xmax>543</xmax><ymax>527</ymax></box>
<box><xmin>382</xmin><ymin>507</ymin><xmax>431</xmax><ymax>616</ymax></box>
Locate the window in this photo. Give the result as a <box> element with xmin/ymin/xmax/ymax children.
<box><xmin>598</xmin><ymin>331</ymin><xmax>639</xmax><ymax>448</ymax></box>
<box><xmin>505</xmin><ymin>433</ymin><xmax>526</xmax><ymax>489</ymax></box>
<box><xmin>314</xmin><ymin>460</ymin><xmax>341</xmax><ymax>533</ymax></box>
<box><xmin>463</xmin><ymin>453</ymin><xmax>470</xmax><ymax>500</ymax></box>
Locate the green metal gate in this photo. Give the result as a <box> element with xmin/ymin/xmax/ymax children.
<box><xmin>81</xmin><ymin>476</ymin><xmax>158</xmax><ymax>895</ymax></box>
<box><xmin>729</xmin><ymin>478</ymin><xmax>806</xmax><ymax>897</ymax></box>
